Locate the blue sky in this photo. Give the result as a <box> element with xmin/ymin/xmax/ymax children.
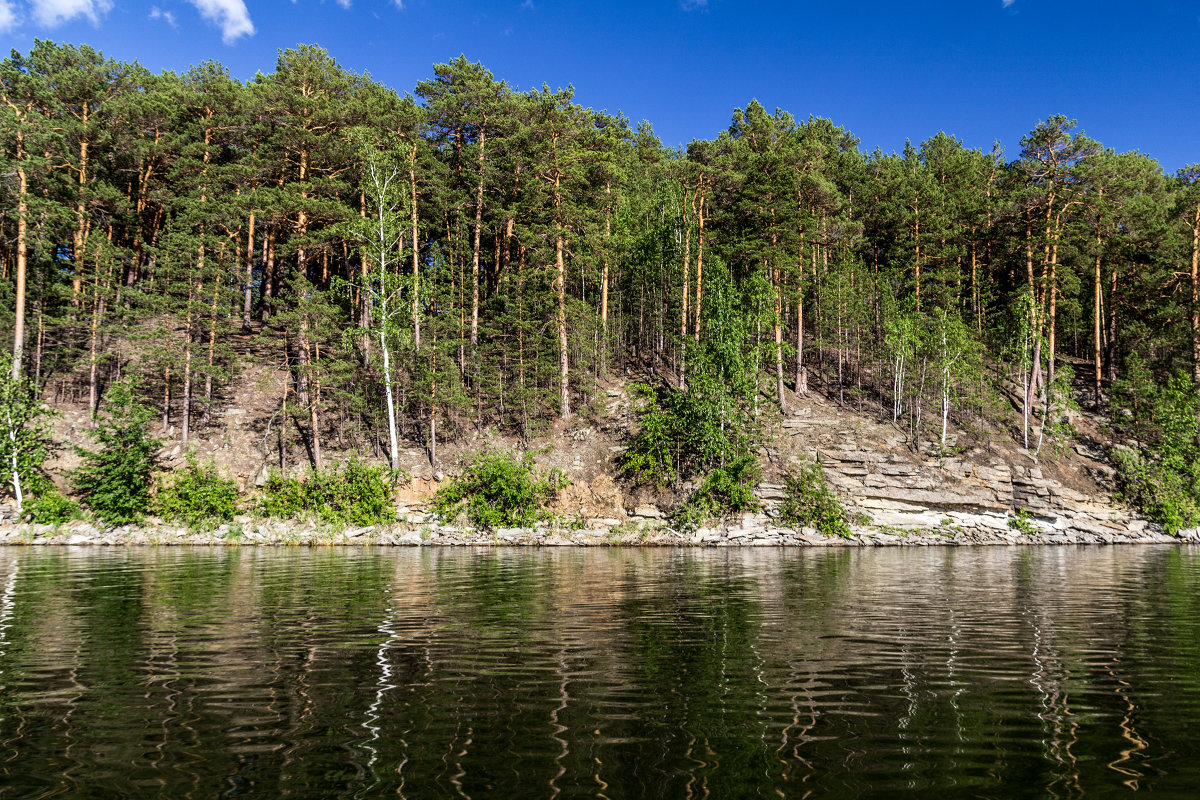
<box><xmin>2</xmin><ymin>1</ymin><xmax>1197</xmax><ymax>170</ymax></box>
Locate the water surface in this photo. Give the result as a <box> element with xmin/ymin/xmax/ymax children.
<box><xmin>1</xmin><ymin>545</ymin><xmax>1198</xmax><ymax>798</ymax></box>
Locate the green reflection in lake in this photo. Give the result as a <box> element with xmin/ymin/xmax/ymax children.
<box><xmin>1</xmin><ymin>545</ymin><xmax>1199</xmax><ymax>798</ymax></box>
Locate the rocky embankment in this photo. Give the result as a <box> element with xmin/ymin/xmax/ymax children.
<box><xmin>801</xmin><ymin>436</ymin><xmax>1151</xmax><ymax>544</ymax></box>
<box><xmin>8</xmin><ymin>378</ymin><xmax>1196</xmax><ymax>548</ymax></box>
<box><xmin>2</xmin><ymin>488</ymin><xmax>1197</xmax><ymax>547</ymax></box>
<box><xmin>1</xmin><ymin>516</ymin><xmax>1196</xmax><ymax>547</ymax></box>
<box><xmin>2</xmin><ymin>414</ymin><xmax>1196</xmax><ymax>547</ymax></box>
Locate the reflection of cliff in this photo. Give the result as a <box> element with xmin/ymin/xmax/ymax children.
<box><xmin>0</xmin><ymin>547</ymin><xmax>1194</xmax><ymax>796</ymax></box>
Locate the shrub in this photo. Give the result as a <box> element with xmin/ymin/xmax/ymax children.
<box><xmin>72</xmin><ymin>381</ymin><xmax>159</xmax><ymax>525</ymax></box>
<box><xmin>432</xmin><ymin>451</ymin><xmax>567</xmax><ymax>529</ymax></box>
<box><xmin>619</xmin><ymin>394</ymin><xmax>678</xmax><ymax>488</ymax></box>
<box><xmin>157</xmin><ymin>456</ymin><xmax>239</xmax><ymax>531</ymax></box>
<box><xmin>257</xmin><ymin>459</ymin><xmax>397</xmax><ymax>527</ymax></box>
<box><xmin>779</xmin><ymin>460</ymin><xmax>855</xmax><ymax>538</ymax></box>
<box><xmin>0</xmin><ymin>355</ymin><xmax>57</xmax><ymax>517</ymax></box>
<box><xmin>258</xmin><ymin>474</ymin><xmax>308</xmax><ymax>520</ymax></box>
<box><xmin>672</xmin><ymin>455</ymin><xmax>762</xmax><ymax>530</ymax></box>
<box><xmin>620</xmin><ymin>378</ymin><xmax>760</xmax><ymax>491</ymax></box>
<box><xmin>1113</xmin><ymin>448</ymin><xmax>1200</xmax><ymax>536</ymax></box>
<box><xmin>1007</xmin><ymin>507</ymin><xmax>1039</xmax><ymax>536</ymax></box>
<box><xmin>1108</xmin><ymin>370</ymin><xmax>1200</xmax><ymax>535</ymax></box>
<box><xmin>23</xmin><ymin>483</ymin><xmax>78</xmax><ymax>524</ymax></box>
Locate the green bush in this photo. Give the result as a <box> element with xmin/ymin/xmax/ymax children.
<box><xmin>1114</xmin><ymin>448</ymin><xmax>1200</xmax><ymax>536</ymax></box>
<box><xmin>157</xmin><ymin>456</ymin><xmax>239</xmax><ymax>531</ymax></box>
<box><xmin>672</xmin><ymin>455</ymin><xmax>762</xmax><ymax>530</ymax></box>
<box><xmin>257</xmin><ymin>459</ymin><xmax>397</xmax><ymax>526</ymax></box>
<box><xmin>258</xmin><ymin>474</ymin><xmax>308</xmax><ymax>520</ymax></box>
<box><xmin>23</xmin><ymin>484</ymin><xmax>78</xmax><ymax>524</ymax></box>
<box><xmin>0</xmin><ymin>354</ymin><xmax>58</xmax><ymax>518</ymax></box>
<box><xmin>1108</xmin><ymin>371</ymin><xmax>1200</xmax><ymax>536</ymax></box>
<box><xmin>620</xmin><ymin>378</ymin><xmax>760</xmax><ymax>491</ymax></box>
<box><xmin>432</xmin><ymin>451</ymin><xmax>567</xmax><ymax>529</ymax></box>
<box><xmin>71</xmin><ymin>381</ymin><xmax>160</xmax><ymax>525</ymax></box>
<box><xmin>1008</xmin><ymin>507</ymin><xmax>1039</xmax><ymax>536</ymax></box>
<box><xmin>619</xmin><ymin>395</ymin><xmax>678</xmax><ymax>488</ymax></box>
<box><xmin>779</xmin><ymin>460</ymin><xmax>855</xmax><ymax>538</ymax></box>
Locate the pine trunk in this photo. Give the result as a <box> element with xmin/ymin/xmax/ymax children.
<box><xmin>694</xmin><ymin>184</ymin><xmax>705</xmax><ymax>341</ymax></box>
<box><xmin>471</xmin><ymin>126</ymin><xmax>486</xmax><ymax>357</ymax></box>
<box><xmin>72</xmin><ymin>130</ymin><xmax>89</xmax><ymax>308</ymax></box>
<box><xmin>1094</xmin><ymin>243</ymin><xmax>1103</xmax><ymax>408</ymax></box>
<box><xmin>1191</xmin><ymin>203</ymin><xmax>1200</xmax><ymax>437</ymax></box>
<box><xmin>795</xmin><ymin>222</ymin><xmax>805</xmax><ymax>392</ymax></box>
<box><xmin>243</xmin><ymin>213</ymin><xmax>255</xmax><ymax>330</ymax></box>
<box><xmin>556</xmin><ymin>231</ymin><xmax>570</xmax><ymax>420</ymax></box>
<box><xmin>680</xmin><ymin>191</ymin><xmax>691</xmax><ymax>388</ymax></box>
<box><xmin>10</xmin><ymin>135</ymin><xmax>27</xmax><ymax>379</ymax></box>
<box><xmin>410</xmin><ymin>142</ymin><xmax>421</xmax><ymax>351</ymax></box>
<box><xmin>204</xmin><ymin>280</ymin><xmax>219</xmax><ymax>421</ymax></box>
<box><xmin>182</xmin><ymin>281</ymin><xmax>196</xmax><ymax>446</ymax></box>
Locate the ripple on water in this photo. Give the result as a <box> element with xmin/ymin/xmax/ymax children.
<box><xmin>0</xmin><ymin>545</ymin><xmax>1199</xmax><ymax>797</ymax></box>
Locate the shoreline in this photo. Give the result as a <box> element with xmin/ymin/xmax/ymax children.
<box><xmin>3</xmin><ymin>517</ymin><xmax>1197</xmax><ymax>548</ymax></box>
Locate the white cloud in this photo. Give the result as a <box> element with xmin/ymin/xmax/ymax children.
<box><xmin>185</xmin><ymin>0</ymin><xmax>254</xmax><ymax>43</ymax></box>
<box><xmin>336</xmin><ymin>0</ymin><xmax>351</xmax><ymax>8</ymax></box>
<box><xmin>1002</xmin><ymin>0</ymin><xmax>1016</xmax><ymax>7</ymax></box>
<box><xmin>0</xmin><ymin>0</ymin><xmax>17</xmax><ymax>32</ymax></box>
<box><xmin>30</xmin><ymin>0</ymin><xmax>113</xmax><ymax>27</ymax></box>
<box><xmin>149</xmin><ymin>5</ymin><xmax>177</xmax><ymax>27</ymax></box>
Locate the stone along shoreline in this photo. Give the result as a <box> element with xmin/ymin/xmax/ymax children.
<box><xmin>3</xmin><ymin>415</ymin><xmax>1194</xmax><ymax>547</ymax></box>
<box><xmin>2</xmin><ymin>514</ymin><xmax>1198</xmax><ymax>547</ymax></box>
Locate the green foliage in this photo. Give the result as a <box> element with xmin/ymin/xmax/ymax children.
<box><xmin>621</xmin><ymin>379</ymin><xmax>759</xmax><ymax>490</ymax></box>
<box><xmin>257</xmin><ymin>459</ymin><xmax>398</xmax><ymax>527</ymax></box>
<box><xmin>1041</xmin><ymin>363</ymin><xmax>1081</xmax><ymax>452</ymax></box>
<box><xmin>257</xmin><ymin>474</ymin><xmax>307</xmax><ymax>521</ymax></box>
<box><xmin>1112</xmin><ymin>371</ymin><xmax>1200</xmax><ymax>535</ymax></box>
<box><xmin>156</xmin><ymin>455</ymin><xmax>239</xmax><ymax>531</ymax></box>
<box><xmin>1114</xmin><ymin>449</ymin><xmax>1200</xmax><ymax>536</ymax></box>
<box><xmin>1007</xmin><ymin>508</ymin><xmax>1039</xmax><ymax>536</ymax></box>
<box><xmin>7</xmin><ymin>42</ymin><xmax>1200</xmax><ymax>529</ymax></box>
<box><xmin>0</xmin><ymin>356</ymin><xmax>57</xmax><ymax>515</ymax></box>
<box><xmin>779</xmin><ymin>460</ymin><xmax>855</xmax><ymax>538</ymax></box>
<box><xmin>71</xmin><ymin>381</ymin><xmax>160</xmax><ymax>525</ymax></box>
<box><xmin>432</xmin><ymin>451</ymin><xmax>567</xmax><ymax>529</ymax></box>
<box><xmin>671</xmin><ymin>455</ymin><xmax>762</xmax><ymax>531</ymax></box>
<box><xmin>23</xmin><ymin>485</ymin><xmax>78</xmax><ymax>524</ymax></box>
<box><xmin>619</xmin><ymin>385</ymin><xmax>681</xmax><ymax>488</ymax></box>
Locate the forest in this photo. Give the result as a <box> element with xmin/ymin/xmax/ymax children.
<box><xmin>2</xmin><ymin>41</ymin><xmax>1200</xmax><ymax>530</ymax></box>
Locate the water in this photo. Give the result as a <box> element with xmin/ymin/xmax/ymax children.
<box><xmin>0</xmin><ymin>546</ymin><xmax>1198</xmax><ymax>798</ymax></box>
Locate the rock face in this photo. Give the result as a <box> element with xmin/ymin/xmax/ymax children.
<box><xmin>0</xmin><ymin>439</ymin><xmax>1179</xmax><ymax>547</ymax></box>
<box><xmin>0</xmin><ymin>378</ymin><xmax>1184</xmax><ymax>547</ymax></box>
<box><xmin>551</xmin><ymin>475</ymin><xmax>627</xmax><ymax>521</ymax></box>
<box><xmin>805</xmin><ymin>444</ymin><xmax>1138</xmax><ymax>542</ymax></box>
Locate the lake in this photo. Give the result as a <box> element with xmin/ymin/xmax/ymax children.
<box><xmin>0</xmin><ymin>545</ymin><xmax>1198</xmax><ymax>798</ymax></box>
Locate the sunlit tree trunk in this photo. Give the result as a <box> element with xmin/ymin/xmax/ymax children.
<box><xmin>9</xmin><ymin>131</ymin><xmax>27</xmax><ymax>379</ymax></box>
<box><xmin>409</xmin><ymin>142</ymin><xmax>421</xmax><ymax>350</ymax></box>
<box><xmin>694</xmin><ymin>183</ymin><xmax>705</xmax><ymax>342</ymax></box>
<box><xmin>72</xmin><ymin>117</ymin><xmax>89</xmax><ymax>308</ymax></box>
<box><xmin>242</xmin><ymin>212</ymin><xmax>256</xmax><ymax>330</ymax></box>
<box><xmin>679</xmin><ymin>188</ymin><xmax>691</xmax><ymax>388</ymax></box>
<box><xmin>1094</xmin><ymin>212</ymin><xmax>1104</xmax><ymax>408</ymax></box>
<box><xmin>182</xmin><ymin>280</ymin><xmax>196</xmax><ymax>446</ymax></box>
<box><xmin>1191</xmin><ymin>201</ymin><xmax>1200</xmax><ymax>438</ymax></box>
<box><xmin>471</xmin><ymin>121</ymin><xmax>486</xmax><ymax>360</ymax></box>
<box><xmin>601</xmin><ymin>179</ymin><xmax>611</xmax><ymax>365</ymax></box>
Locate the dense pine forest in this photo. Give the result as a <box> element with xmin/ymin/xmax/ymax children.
<box><xmin>3</xmin><ymin>41</ymin><xmax>1200</xmax><ymax>529</ymax></box>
